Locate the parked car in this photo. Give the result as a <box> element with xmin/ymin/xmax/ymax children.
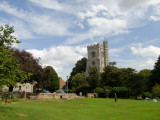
<box><xmin>35</xmin><ymin>89</ymin><xmax>50</xmax><ymax>93</ymax></box>
<box><xmin>12</xmin><ymin>90</ymin><xmax>22</xmax><ymax>93</ymax></box>
<box><xmin>55</xmin><ymin>90</ymin><xmax>66</xmax><ymax>94</ymax></box>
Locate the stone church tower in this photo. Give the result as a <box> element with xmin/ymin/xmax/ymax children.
<box><xmin>86</xmin><ymin>41</ymin><xmax>109</xmax><ymax>73</ymax></box>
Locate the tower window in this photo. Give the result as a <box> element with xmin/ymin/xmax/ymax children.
<box><xmin>91</xmin><ymin>52</ymin><xmax>96</xmax><ymax>58</ymax></box>
<box><xmin>92</xmin><ymin>61</ymin><xmax>95</xmax><ymax>66</ymax></box>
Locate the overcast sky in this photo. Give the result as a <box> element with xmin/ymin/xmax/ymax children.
<box><xmin>0</xmin><ymin>0</ymin><xmax>160</xmax><ymax>80</ymax></box>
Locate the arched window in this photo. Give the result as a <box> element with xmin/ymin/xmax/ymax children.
<box><xmin>91</xmin><ymin>52</ymin><xmax>96</xmax><ymax>58</ymax></box>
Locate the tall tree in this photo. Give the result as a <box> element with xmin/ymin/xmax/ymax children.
<box><xmin>44</xmin><ymin>66</ymin><xmax>59</xmax><ymax>92</ymax></box>
<box><xmin>0</xmin><ymin>24</ymin><xmax>27</xmax><ymax>88</ymax></box>
<box><xmin>70</xmin><ymin>72</ymin><xmax>88</xmax><ymax>91</ymax></box>
<box><xmin>87</xmin><ymin>67</ymin><xmax>100</xmax><ymax>90</ymax></box>
<box><xmin>101</xmin><ymin>66</ymin><xmax>120</xmax><ymax>87</ymax></box>
<box><xmin>0</xmin><ymin>47</ymin><xmax>27</xmax><ymax>88</ymax></box>
<box><xmin>138</xmin><ymin>69</ymin><xmax>151</xmax><ymax>92</ymax></box>
<box><xmin>13</xmin><ymin>49</ymin><xmax>44</xmax><ymax>88</ymax></box>
<box><xmin>0</xmin><ymin>24</ymin><xmax>20</xmax><ymax>47</ymax></box>
<box><xmin>68</xmin><ymin>57</ymin><xmax>87</xmax><ymax>88</ymax></box>
<box><xmin>149</xmin><ymin>55</ymin><xmax>160</xmax><ymax>88</ymax></box>
<box><xmin>70</xmin><ymin>57</ymin><xmax>87</xmax><ymax>77</ymax></box>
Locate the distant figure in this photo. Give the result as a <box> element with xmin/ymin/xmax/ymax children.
<box><xmin>79</xmin><ymin>92</ymin><xmax>82</xmax><ymax>97</ymax></box>
<box><xmin>114</xmin><ymin>93</ymin><xmax>117</xmax><ymax>102</ymax></box>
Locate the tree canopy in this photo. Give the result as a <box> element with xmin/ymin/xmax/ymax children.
<box><xmin>44</xmin><ymin>66</ymin><xmax>59</xmax><ymax>92</ymax></box>
<box><xmin>149</xmin><ymin>55</ymin><xmax>160</xmax><ymax>88</ymax></box>
<box><xmin>0</xmin><ymin>24</ymin><xmax>27</xmax><ymax>88</ymax></box>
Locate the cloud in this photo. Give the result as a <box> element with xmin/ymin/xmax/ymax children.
<box><xmin>130</xmin><ymin>44</ymin><xmax>160</xmax><ymax>57</ymax></box>
<box><xmin>65</xmin><ymin>33</ymin><xmax>90</xmax><ymax>45</ymax></box>
<box><xmin>150</xmin><ymin>3</ymin><xmax>160</xmax><ymax>21</ymax></box>
<box><xmin>88</xmin><ymin>17</ymin><xmax>128</xmax><ymax>36</ymax></box>
<box><xmin>26</xmin><ymin>46</ymin><xmax>87</xmax><ymax>80</ymax></box>
<box><xmin>118</xmin><ymin>0</ymin><xmax>154</xmax><ymax>11</ymax></box>
<box><xmin>0</xmin><ymin>1</ymin><xmax>71</xmax><ymax>38</ymax></box>
<box><xmin>1</xmin><ymin>0</ymin><xmax>160</xmax><ymax>44</ymax></box>
<box><xmin>28</xmin><ymin>0</ymin><xmax>64</xmax><ymax>11</ymax></box>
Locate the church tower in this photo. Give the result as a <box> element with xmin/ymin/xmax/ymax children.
<box><xmin>86</xmin><ymin>41</ymin><xmax>109</xmax><ymax>72</ymax></box>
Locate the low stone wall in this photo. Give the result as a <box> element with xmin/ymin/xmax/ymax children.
<box><xmin>1</xmin><ymin>92</ymin><xmax>78</xmax><ymax>99</ymax></box>
<box><xmin>53</xmin><ymin>93</ymin><xmax>77</xmax><ymax>99</ymax></box>
<box><xmin>26</xmin><ymin>93</ymin><xmax>77</xmax><ymax>99</ymax></box>
<box><xmin>87</xmin><ymin>93</ymin><xmax>95</xmax><ymax>98</ymax></box>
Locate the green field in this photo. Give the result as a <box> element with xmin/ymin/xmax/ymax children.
<box><xmin>0</xmin><ymin>98</ymin><xmax>159</xmax><ymax>120</ymax></box>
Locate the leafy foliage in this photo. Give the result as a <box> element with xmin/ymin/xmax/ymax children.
<box><xmin>69</xmin><ymin>57</ymin><xmax>87</xmax><ymax>89</ymax></box>
<box><xmin>0</xmin><ymin>47</ymin><xmax>27</xmax><ymax>87</ymax></box>
<box><xmin>70</xmin><ymin>57</ymin><xmax>87</xmax><ymax>77</ymax></box>
<box><xmin>110</xmin><ymin>87</ymin><xmax>131</xmax><ymax>98</ymax></box>
<box><xmin>0</xmin><ymin>24</ymin><xmax>20</xmax><ymax>47</ymax></box>
<box><xmin>152</xmin><ymin>84</ymin><xmax>160</xmax><ymax>97</ymax></box>
<box><xmin>13</xmin><ymin>49</ymin><xmax>44</xmax><ymax>88</ymax></box>
<box><xmin>149</xmin><ymin>55</ymin><xmax>160</xmax><ymax>88</ymax></box>
<box><xmin>70</xmin><ymin>72</ymin><xmax>88</xmax><ymax>91</ymax></box>
<box><xmin>87</xmin><ymin>67</ymin><xmax>100</xmax><ymax>90</ymax></box>
<box><xmin>0</xmin><ymin>24</ymin><xmax>27</xmax><ymax>88</ymax></box>
<box><xmin>44</xmin><ymin>66</ymin><xmax>59</xmax><ymax>92</ymax></box>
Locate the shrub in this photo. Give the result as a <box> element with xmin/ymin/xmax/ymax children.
<box><xmin>93</xmin><ymin>87</ymin><xmax>105</xmax><ymax>98</ymax></box>
<box><xmin>110</xmin><ymin>87</ymin><xmax>131</xmax><ymax>98</ymax></box>
<box><xmin>143</xmin><ymin>92</ymin><xmax>152</xmax><ymax>98</ymax></box>
<box><xmin>75</xmin><ymin>85</ymin><xmax>90</xmax><ymax>96</ymax></box>
<box><xmin>152</xmin><ymin>84</ymin><xmax>160</xmax><ymax>98</ymax></box>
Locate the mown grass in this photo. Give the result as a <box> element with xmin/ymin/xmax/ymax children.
<box><xmin>0</xmin><ymin>98</ymin><xmax>160</xmax><ymax>120</ymax></box>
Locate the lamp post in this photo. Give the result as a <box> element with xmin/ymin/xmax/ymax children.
<box><xmin>66</xmin><ymin>76</ymin><xmax>68</xmax><ymax>94</ymax></box>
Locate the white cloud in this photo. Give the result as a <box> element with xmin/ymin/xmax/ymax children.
<box><xmin>0</xmin><ymin>1</ymin><xmax>71</xmax><ymax>38</ymax></box>
<box><xmin>1</xmin><ymin>0</ymin><xmax>160</xmax><ymax>44</ymax></box>
<box><xmin>150</xmin><ymin>3</ymin><xmax>160</xmax><ymax>21</ymax></box>
<box><xmin>130</xmin><ymin>44</ymin><xmax>160</xmax><ymax>57</ymax></box>
<box><xmin>65</xmin><ymin>33</ymin><xmax>90</xmax><ymax>45</ymax></box>
<box><xmin>117</xmin><ymin>58</ymin><xmax>155</xmax><ymax>71</ymax></box>
<box><xmin>88</xmin><ymin>17</ymin><xmax>128</xmax><ymax>36</ymax></box>
<box><xmin>28</xmin><ymin>0</ymin><xmax>64</xmax><ymax>11</ymax></box>
<box><xmin>26</xmin><ymin>46</ymin><xmax>87</xmax><ymax>80</ymax></box>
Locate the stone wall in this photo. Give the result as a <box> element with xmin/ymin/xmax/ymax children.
<box><xmin>26</xmin><ymin>93</ymin><xmax>78</xmax><ymax>99</ymax></box>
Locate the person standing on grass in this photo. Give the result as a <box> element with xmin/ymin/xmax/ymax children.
<box><xmin>114</xmin><ymin>93</ymin><xmax>117</xmax><ymax>102</ymax></box>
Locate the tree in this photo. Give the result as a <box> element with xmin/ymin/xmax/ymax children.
<box><xmin>0</xmin><ymin>24</ymin><xmax>27</xmax><ymax>88</ymax></box>
<box><xmin>69</xmin><ymin>57</ymin><xmax>87</xmax><ymax>89</ymax></box>
<box><xmin>13</xmin><ymin>49</ymin><xmax>44</xmax><ymax>88</ymax></box>
<box><xmin>149</xmin><ymin>55</ymin><xmax>160</xmax><ymax>88</ymax></box>
<box><xmin>0</xmin><ymin>47</ymin><xmax>27</xmax><ymax>88</ymax></box>
<box><xmin>87</xmin><ymin>67</ymin><xmax>100</xmax><ymax>90</ymax></box>
<box><xmin>0</xmin><ymin>25</ymin><xmax>27</xmax><ymax>87</ymax></box>
<box><xmin>138</xmin><ymin>69</ymin><xmax>151</xmax><ymax>92</ymax></box>
<box><xmin>101</xmin><ymin>66</ymin><xmax>120</xmax><ymax>87</ymax></box>
<box><xmin>0</xmin><ymin>24</ymin><xmax>20</xmax><ymax>47</ymax></box>
<box><xmin>70</xmin><ymin>72</ymin><xmax>88</xmax><ymax>91</ymax></box>
<box><xmin>109</xmin><ymin>62</ymin><xmax>116</xmax><ymax>67</ymax></box>
<box><xmin>44</xmin><ymin>66</ymin><xmax>59</xmax><ymax>92</ymax></box>
<box><xmin>152</xmin><ymin>84</ymin><xmax>160</xmax><ymax>97</ymax></box>
<box><xmin>70</xmin><ymin>57</ymin><xmax>87</xmax><ymax>77</ymax></box>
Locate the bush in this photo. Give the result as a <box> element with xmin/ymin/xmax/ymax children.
<box><xmin>110</xmin><ymin>87</ymin><xmax>131</xmax><ymax>98</ymax></box>
<box><xmin>143</xmin><ymin>92</ymin><xmax>152</xmax><ymax>98</ymax></box>
<box><xmin>152</xmin><ymin>84</ymin><xmax>160</xmax><ymax>98</ymax></box>
<box><xmin>74</xmin><ymin>85</ymin><xmax>90</xmax><ymax>96</ymax></box>
<box><xmin>93</xmin><ymin>87</ymin><xmax>106</xmax><ymax>98</ymax></box>
<box><xmin>103</xmin><ymin>86</ymin><xmax>111</xmax><ymax>98</ymax></box>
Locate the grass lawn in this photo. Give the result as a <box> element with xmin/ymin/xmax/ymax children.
<box><xmin>0</xmin><ymin>98</ymin><xmax>160</xmax><ymax>120</ymax></box>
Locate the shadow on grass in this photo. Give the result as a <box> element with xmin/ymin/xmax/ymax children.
<box><xmin>0</xmin><ymin>105</ymin><xmax>13</xmax><ymax>112</ymax></box>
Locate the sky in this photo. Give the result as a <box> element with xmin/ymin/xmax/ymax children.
<box><xmin>0</xmin><ymin>0</ymin><xmax>160</xmax><ymax>80</ymax></box>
